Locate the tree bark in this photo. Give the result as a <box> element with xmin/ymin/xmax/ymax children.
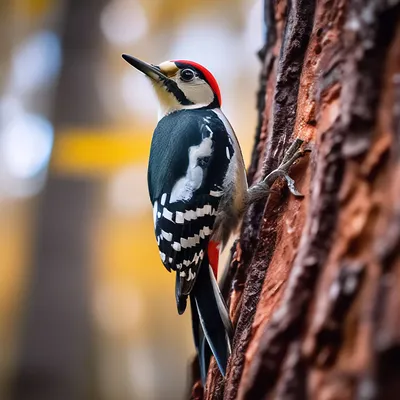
<box><xmin>194</xmin><ymin>0</ymin><xmax>400</xmax><ymax>398</ymax></box>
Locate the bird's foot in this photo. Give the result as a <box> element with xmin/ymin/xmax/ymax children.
<box><xmin>263</xmin><ymin>138</ymin><xmax>310</xmax><ymax>197</ymax></box>
<box><xmin>247</xmin><ymin>139</ymin><xmax>310</xmax><ymax>204</ymax></box>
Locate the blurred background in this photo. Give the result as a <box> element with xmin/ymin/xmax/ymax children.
<box><xmin>0</xmin><ymin>0</ymin><xmax>262</xmax><ymax>399</ymax></box>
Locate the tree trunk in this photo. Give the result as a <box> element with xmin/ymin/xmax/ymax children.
<box><xmin>195</xmin><ymin>0</ymin><xmax>400</xmax><ymax>398</ymax></box>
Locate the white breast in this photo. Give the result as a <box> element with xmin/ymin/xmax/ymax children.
<box><xmin>212</xmin><ymin>109</ymin><xmax>248</xmax><ymax>210</ymax></box>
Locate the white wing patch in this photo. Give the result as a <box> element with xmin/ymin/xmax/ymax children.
<box><xmin>172</xmin><ymin>242</ymin><xmax>181</xmax><ymax>251</ymax></box>
<box><xmin>203</xmin><ymin>226</ymin><xmax>211</xmax><ymax>236</ymax></box>
<box><xmin>161</xmin><ymin>230</ymin><xmax>172</xmax><ymax>241</ymax></box>
<box><xmin>210</xmin><ymin>190</ymin><xmax>224</xmax><ymax>197</ymax></box>
<box><xmin>203</xmin><ymin>204</ymin><xmax>212</xmax><ymax>215</ymax></box>
<box><xmin>170</xmin><ymin>137</ymin><xmax>213</xmax><ymax>203</ymax></box>
<box><xmin>153</xmin><ymin>201</ymin><xmax>158</xmax><ymax>228</ymax></box>
<box><xmin>175</xmin><ymin>211</ymin><xmax>184</xmax><ymax>224</ymax></box>
<box><xmin>184</xmin><ymin>209</ymin><xmax>197</xmax><ymax>221</ymax></box>
<box><xmin>162</xmin><ymin>207</ymin><xmax>173</xmax><ymax>222</ymax></box>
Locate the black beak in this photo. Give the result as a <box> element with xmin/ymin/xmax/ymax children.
<box><xmin>121</xmin><ymin>54</ymin><xmax>194</xmax><ymax>106</ymax></box>
<box><xmin>122</xmin><ymin>54</ymin><xmax>167</xmax><ymax>82</ymax></box>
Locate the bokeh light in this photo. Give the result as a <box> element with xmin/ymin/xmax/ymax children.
<box><xmin>101</xmin><ymin>0</ymin><xmax>148</xmax><ymax>46</ymax></box>
<box><xmin>10</xmin><ymin>30</ymin><xmax>62</xmax><ymax>95</ymax></box>
<box><xmin>2</xmin><ymin>113</ymin><xmax>53</xmax><ymax>180</ymax></box>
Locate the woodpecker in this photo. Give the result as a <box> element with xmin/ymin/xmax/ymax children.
<box><xmin>122</xmin><ymin>54</ymin><xmax>308</xmax><ymax>383</ymax></box>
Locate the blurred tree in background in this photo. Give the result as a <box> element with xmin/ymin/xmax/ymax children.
<box><xmin>12</xmin><ymin>0</ymin><xmax>106</xmax><ymax>399</ymax></box>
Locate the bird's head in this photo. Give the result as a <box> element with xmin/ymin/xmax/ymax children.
<box><xmin>122</xmin><ymin>54</ymin><xmax>221</xmax><ymax>118</ymax></box>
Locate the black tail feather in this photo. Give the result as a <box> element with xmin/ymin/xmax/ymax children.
<box><xmin>190</xmin><ymin>299</ymin><xmax>211</xmax><ymax>384</ymax></box>
<box><xmin>190</xmin><ymin>259</ymin><xmax>232</xmax><ymax>380</ymax></box>
<box><xmin>176</xmin><ymin>272</ymin><xmax>187</xmax><ymax>314</ymax></box>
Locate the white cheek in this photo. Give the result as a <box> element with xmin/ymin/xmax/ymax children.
<box><xmin>177</xmin><ymin>80</ymin><xmax>214</xmax><ymax>105</ymax></box>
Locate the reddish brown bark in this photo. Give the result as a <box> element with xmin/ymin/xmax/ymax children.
<box><xmin>192</xmin><ymin>0</ymin><xmax>400</xmax><ymax>398</ymax></box>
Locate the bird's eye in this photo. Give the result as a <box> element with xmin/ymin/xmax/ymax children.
<box><xmin>180</xmin><ymin>69</ymin><xmax>195</xmax><ymax>82</ymax></box>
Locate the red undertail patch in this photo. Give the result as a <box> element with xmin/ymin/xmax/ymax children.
<box><xmin>208</xmin><ymin>240</ymin><xmax>220</xmax><ymax>279</ymax></box>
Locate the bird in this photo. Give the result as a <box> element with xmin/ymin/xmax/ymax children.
<box><xmin>122</xmin><ymin>54</ymin><xmax>308</xmax><ymax>384</ymax></box>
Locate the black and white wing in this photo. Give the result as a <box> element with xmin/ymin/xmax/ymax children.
<box><xmin>147</xmin><ymin>109</ymin><xmax>234</xmax><ymax>305</ymax></box>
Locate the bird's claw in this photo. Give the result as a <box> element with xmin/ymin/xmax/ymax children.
<box><xmin>246</xmin><ymin>139</ymin><xmax>310</xmax><ymax>206</ymax></box>
<box><xmin>262</xmin><ymin>139</ymin><xmax>310</xmax><ymax>198</ymax></box>
<box><xmin>283</xmin><ymin>174</ymin><xmax>304</xmax><ymax>197</ymax></box>
<box><xmin>281</xmin><ymin>138</ymin><xmax>304</xmax><ymax>164</ymax></box>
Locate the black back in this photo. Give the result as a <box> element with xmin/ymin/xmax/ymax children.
<box><xmin>147</xmin><ymin>109</ymin><xmax>234</xmax><ymax>307</ymax></box>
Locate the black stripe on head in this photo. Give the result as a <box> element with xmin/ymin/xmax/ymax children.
<box><xmin>162</xmin><ymin>77</ymin><xmax>194</xmax><ymax>106</ymax></box>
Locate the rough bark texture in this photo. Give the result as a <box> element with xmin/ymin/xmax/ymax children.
<box><xmin>192</xmin><ymin>0</ymin><xmax>400</xmax><ymax>398</ymax></box>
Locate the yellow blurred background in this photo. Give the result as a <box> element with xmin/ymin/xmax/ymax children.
<box><xmin>0</xmin><ymin>0</ymin><xmax>261</xmax><ymax>399</ymax></box>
